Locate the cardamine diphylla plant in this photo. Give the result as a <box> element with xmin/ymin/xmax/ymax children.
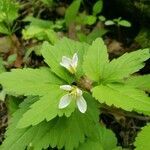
<box><xmin>0</xmin><ymin>37</ymin><xmax>150</xmax><ymax>150</ymax></box>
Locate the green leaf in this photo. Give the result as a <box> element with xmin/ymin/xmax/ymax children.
<box><xmin>98</xmin><ymin>15</ymin><xmax>106</xmax><ymax>22</ymax></box>
<box><xmin>77</xmin><ymin>27</ymin><xmax>107</xmax><ymax>44</ymax></box>
<box><xmin>103</xmin><ymin>49</ymin><xmax>150</xmax><ymax>83</ymax></box>
<box><xmin>0</xmin><ymin>22</ymin><xmax>10</xmax><ymax>34</ymax></box>
<box><xmin>83</xmin><ymin>15</ymin><xmax>96</xmax><ymax>25</ymax></box>
<box><xmin>42</xmin><ymin>37</ymin><xmax>88</xmax><ymax>83</ymax></box>
<box><xmin>22</xmin><ymin>24</ymin><xmax>58</xmax><ymax>44</ymax></box>
<box><xmin>17</xmin><ymin>92</ymin><xmax>99</xmax><ymax>128</ymax></box>
<box><xmin>98</xmin><ymin>125</ymin><xmax>118</xmax><ymax>150</ymax></box>
<box><xmin>17</xmin><ymin>87</ymin><xmax>72</xmax><ymax>128</ymax></box>
<box><xmin>22</xmin><ymin>26</ymin><xmax>45</xmax><ymax>39</ymax></box>
<box><xmin>92</xmin><ymin>84</ymin><xmax>150</xmax><ymax>115</ymax></box>
<box><xmin>0</xmin><ymin>96</ymin><xmax>41</xmax><ymax>150</ymax></box>
<box><xmin>125</xmin><ymin>75</ymin><xmax>150</xmax><ymax>92</ymax></box>
<box><xmin>0</xmin><ymin>68</ymin><xmax>63</xmax><ymax>96</ymax></box>
<box><xmin>0</xmin><ymin>0</ymin><xmax>19</xmax><ymax>24</ymax></box>
<box><xmin>7</xmin><ymin>54</ymin><xmax>17</xmax><ymax>65</ymax></box>
<box><xmin>65</xmin><ymin>0</ymin><xmax>81</xmax><ymax>26</ymax></box>
<box><xmin>105</xmin><ymin>20</ymin><xmax>115</xmax><ymax>26</ymax></box>
<box><xmin>45</xmin><ymin>29</ymin><xmax>58</xmax><ymax>44</ymax></box>
<box><xmin>77</xmin><ymin>140</ymin><xmax>103</xmax><ymax>150</ymax></box>
<box><xmin>83</xmin><ymin>38</ymin><xmax>109</xmax><ymax>82</ymax></box>
<box><xmin>77</xmin><ymin>124</ymin><xmax>118</xmax><ymax>150</ymax></box>
<box><xmin>134</xmin><ymin>124</ymin><xmax>150</xmax><ymax>150</ymax></box>
<box><xmin>23</xmin><ymin>16</ymin><xmax>53</xmax><ymax>28</ymax></box>
<box><xmin>1</xmin><ymin>94</ymin><xmax>100</xmax><ymax>150</ymax></box>
<box><xmin>77</xmin><ymin>32</ymin><xmax>87</xmax><ymax>42</ymax></box>
<box><xmin>0</xmin><ymin>0</ymin><xmax>18</xmax><ymax>35</ymax></box>
<box><xmin>118</xmin><ymin>20</ymin><xmax>131</xmax><ymax>27</ymax></box>
<box><xmin>93</xmin><ymin>0</ymin><xmax>103</xmax><ymax>15</ymax></box>
<box><xmin>23</xmin><ymin>17</ymin><xmax>58</xmax><ymax>44</ymax></box>
<box><xmin>86</xmin><ymin>27</ymin><xmax>108</xmax><ymax>44</ymax></box>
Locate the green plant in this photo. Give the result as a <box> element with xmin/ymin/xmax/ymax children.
<box><xmin>65</xmin><ymin>0</ymin><xmax>103</xmax><ymax>26</ymax></box>
<box><xmin>134</xmin><ymin>123</ymin><xmax>150</xmax><ymax>150</ymax></box>
<box><xmin>0</xmin><ymin>37</ymin><xmax>150</xmax><ymax>150</ymax></box>
<box><xmin>103</xmin><ymin>17</ymin><xmax>131</xmax><ymax>40</ymax></box>
<box><xmin>22</xmin><ymin>16</ymin><xmax>59</xmax><ymax>44</ymax></box>
<box><xmin>105</xmin><ymin>17</ymin><xmax>131</xmax><ymax>27</ymax></box>
<box><xmin>65</xmin><ymin>0</ymin><xmax>106</xmax><ymax>43</ymax></box>
<box><xmin>65</xmin><ymin>0</ymin><xmax>82</xmax><ymax>26</ymax></box>
<box><xmin>0</xmin><ymin>0</ymin><xmax>19</xmax><ymax>35</ymax></box>
<box><xmin>22</xmin><ymin>16</ymin><xmax>64</xmax><ymax>62</ymax></box>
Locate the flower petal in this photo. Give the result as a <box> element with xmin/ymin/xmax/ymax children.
<box><xmin>59</xmin><ymin>94</ymin><xmax>72</xmax><ymax>109</ymax></box>
<box><xmin>76</xmin><ymin>96</ymin><xmax>87</xmax><ymax>113</ymax></box>
<box><xmin>60</xmin><ymin>56</ymin><xmax>72</xmax><ymax>69</ymax></box>
<box><xmin>60</xmin><ymin>85</ymin><xmax>72</xmax><ymax>91</ymax></box>
<box><xmin>60</xmin><ymin>62</ymin><xmax>70</xmax><ymax>69</ymax></box>
<box><xmin>72</xmin><ymin>53</ymin><xmax>78</xmax><ymax>68</ymax></box>
<box><xmin>76</xmin><ymin>88</ymin><xmax>82</xmax><ymax>97</ymax></box>
<box><xmin>62</xmin><ymin>56</ymin><xmax>72</xmax><ymax>65</ymax></box>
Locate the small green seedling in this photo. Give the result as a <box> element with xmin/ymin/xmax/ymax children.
<box><xmin>105</xmin><ymin>17</ymin><xmax>131</xmax><ymax>27</ymax></box>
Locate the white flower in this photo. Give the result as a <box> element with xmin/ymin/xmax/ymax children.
<box><xmin>59</xmin><ymin>85</ymin><xmax>87</xmax><ymax>113</ymax></box>
<box><xmin>60</xmin><ymin>53</ymin><xmax>78</xmax><ymax>74</ymax></box>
